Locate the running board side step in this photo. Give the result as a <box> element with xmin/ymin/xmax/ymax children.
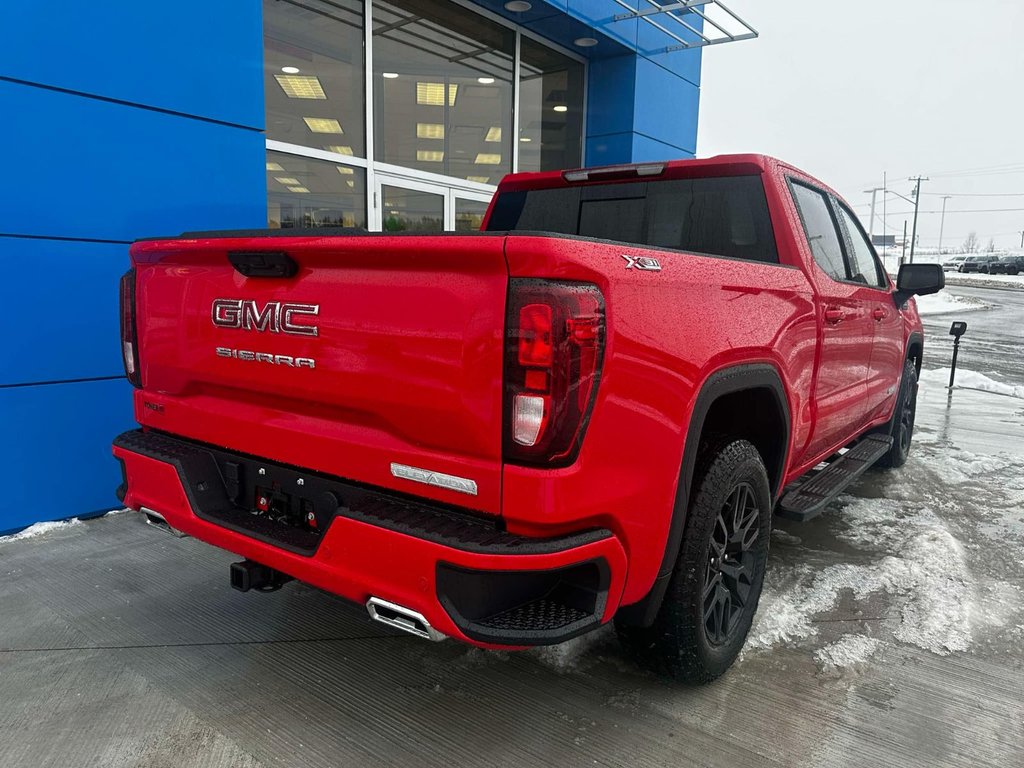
<box><xmin>777</xmin><ymin>434</ymin><xmax>893</xmax><ymax>522</ymax></box>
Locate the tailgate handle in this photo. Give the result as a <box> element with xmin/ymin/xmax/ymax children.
<box><xmin>228</xmin><ymin>251</ymin><xmax>298</xmax><ymax>278</ymax></box>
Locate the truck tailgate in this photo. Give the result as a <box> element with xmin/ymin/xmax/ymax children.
<box><xmin>129</xmin><ymin>233</ymin><xmax>509</xmax><ymax>514</ymax></box>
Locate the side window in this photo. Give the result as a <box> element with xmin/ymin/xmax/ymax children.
<box><xmin>790</xmin><ymin>182</ymin><xmax>847</xmax><ymax>281</ymax></box>
<box><xmin>836</xmin><ymin>204</ymin><xmax>886</xmax><ymax>289</ymax></box>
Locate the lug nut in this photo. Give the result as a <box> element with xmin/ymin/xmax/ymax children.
<box><xmin>258</xmin><ymin>467</ymin><xmax>266</xmax><ymax>476</ymax></box>
<box><xmin>297</xmin><ymin>478</ymin><xmax>305</xmax><ymax>486</ymax></box>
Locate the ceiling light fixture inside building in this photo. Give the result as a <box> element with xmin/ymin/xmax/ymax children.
<box><xmin>466</xmin><ymin>176</ymin><xmax>490</xmax><ymax>183</ymax></box>
<box><xmin>553</xmin><ymin>105</ymin><xmax>568</xmax><ymax>113</ymax></box>
<box><xmin>304</xmin><ymin>117</ymin><xmax>344</xmax><ymax>133</ymax></box>
<box><xmin>275</xmin><ymin>177</ymin><xmax>301</xmax><ymax>185</ymax></box>
<box><xmin>286</xmin><ymin>186</ymin><xmax>310</xmax><ymax>193</ymax></box>
<box><xmin>485</xmin><ymin>126</ymin><xmax>501</xmax><ymax>142</ymax></box>
<box><xmin>281</xmin><ymin>66</ymin><xmax>301</xmax><ymax>74</ymax></box>
<box><xmin>266</xmin><ymin>162</ymin><xmax>284</xmax><ymax>171</ymax></box>
<box><xmin>573</xmin><ymin>37</ymin><xmax>598</xmax><ymax>47</ymax></box>
<box><xmin>504</xmin><ymin>1</ymin><xmax>532</xmax><ymax>11</ymax></box>
<box><xmin>382</xmin><ymin>72</ymin><xmax>399</xmax><ymax>79</ymax></box>
<box><xmin>416</xmin><ymin>122</ymin><xmax>445</xmax><ymax>139</ymax></box>
<box><xmin>324</xmin><ymin>145</ymin><xmax>354</xmax><ymax>155</ymax></box>
<box><xmin>519</xmin><ymin>137</ymin><xmax>531</xmax><ymax>142</ymax></box>
<box><xmin>416</xmin><ymin>82</ymin><xmax>458</xmax><ymax>106</ymax></box>
<box><xmin>417</xmin><ymin>150</ymin><xmax>444</xmax><ymax>162</ymax></box>
<box><xmin>477</xmin><ymin>77</ymin><xmax>495</xmax><ymax>85</ymax></box>
<box><xmin>336</xmin><ymin>166</ymin><xmax>354</xmax><ymax>175</ymax></box>
<box><xmin>275</xmin><ymin>75</ymin><xmax>326</xmax><ymax>99</ymax></box>
<box><xmin>475</xmin><ymin>153</ymin><xmax>502</xmax><ymax>165</ymax></box>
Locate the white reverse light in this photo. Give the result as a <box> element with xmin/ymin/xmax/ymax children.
<box><xmin>513</xmin><ymin>395</ymin><xmax>545</xmax><ymax>446</ymax></box>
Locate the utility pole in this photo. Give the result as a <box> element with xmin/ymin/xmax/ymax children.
<box><xmin>938</xmin><ymin>195</ymin><xmax>953</xmax><ymax>253</ymax></box>
<box><xmin>1019</xmin><ymin>230</ymin><xmax>1024</xmax><ymax>249</ymax></box>
<box><xmin>901</xmin><ymin>221</ymin><xmax>908</xmax><ymax>265</ymax></box>
<box><xmin>863</xmin><ymin>186</ymin><xmax>884</xmax><ymax>240</ymax></box>
<box><xmin>908</xmin><ymin>176</ymin><xmax>928</xmax><ymax>263</ymax></box>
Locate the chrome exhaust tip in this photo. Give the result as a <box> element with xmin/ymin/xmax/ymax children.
<box><xmin>366</xmin><ymin>597</ymin><xmax>445</xmax><ymax>642</ymax></box>
<box><xmin>139</xmin><ymin>507</ymin><xmax>188</xmax><ymax>538</ymax></box>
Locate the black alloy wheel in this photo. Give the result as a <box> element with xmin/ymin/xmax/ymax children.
<box><xmin>896</xmin><ymin>367</ymin><xmax>917</xmax><ymax>456</ymax></box>
<box><xmin>703</xmin><ymin>482</ymin><xmax>760</xmax><ymax>645</ymax></box>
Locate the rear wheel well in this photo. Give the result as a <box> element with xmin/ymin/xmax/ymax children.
<box><xmin>699</xmin><ymin>388</ymin><xmax>788</xmax><ymax>498</ymax></box>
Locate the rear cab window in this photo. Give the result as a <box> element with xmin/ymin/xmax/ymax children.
<box><xmin>486</xmin><ymin>175</ymin><xmax>779</xmax><ymax>264</ymax></box>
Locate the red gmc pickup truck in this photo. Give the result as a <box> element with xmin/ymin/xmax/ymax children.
<box><xmin>113</xmin><ymin>154</ymin><xmax>943</xmax><ymax>682</ymax></box>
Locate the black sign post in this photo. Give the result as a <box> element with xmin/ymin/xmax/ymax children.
<box><xmin>948</xmin><ymin>321</ymin><xmax>968</xmax><ymax>388</ymax></box>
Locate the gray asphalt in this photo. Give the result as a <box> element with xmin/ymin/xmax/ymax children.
<box><xmin>1</xmin><ymin>285</ymin><xmax>1022</xmax><ymax>768</ymax></box>
<box><xmin>919</xmin><ymin>282</ymin><xmax>1024</xmax><ymax>383</ymax></box>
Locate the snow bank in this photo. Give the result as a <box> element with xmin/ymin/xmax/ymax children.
<box><xmin>913</xmin><ymin>290</ymin><xmax>991</xmax><ymax>316</ymax></box>
<box><xmin>945</xmin><ymin>272</ymin><xmax>1024</xmax><ymax>290</ymax></box>
<box><xmin>919</xmin><ymin>367</ymin><xmax>1024</xmax><ymax>399</ymax></box>
<box><xmin>0</xmin><ymin>518</ymin><xmax>83</xmax><ymax>543</ymax></box>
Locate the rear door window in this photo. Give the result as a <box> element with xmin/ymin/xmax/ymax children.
<box><xmin>789</xmin><ymin>182</ymin><xmax>847</xmax><ymax>281</ymax></box>
<box><xmin>486</xmin><ymin>174</ymin><xmax>779</xmax><ymax>263</ymax></box>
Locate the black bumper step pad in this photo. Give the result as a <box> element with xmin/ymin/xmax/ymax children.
<box><xmin>777</xmin><ymin>433</ymin><xmax>893</xmax><ymax>522</ymax></box>
<box><xmin>476</xmin><ymin>597</ymin><xmax>590</xmax><ymax>632</ymax></box>
<box><xmin>114</xmin><ymin>429</ymin><xmax>610</xmax><ymax>557</ymax></box>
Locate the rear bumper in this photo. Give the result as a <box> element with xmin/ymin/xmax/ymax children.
<box><xmin>112</xmin><ymin>430</ymin><xmax>627</xmax><ymax>648</ymax></box>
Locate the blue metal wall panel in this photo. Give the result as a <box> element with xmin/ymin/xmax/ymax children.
<box><xmin>585</xmin><ymin>132</ymin><xmax>635</xmax><ymax>166</ymax></box>
<box><xmin>631</xmin><ymin>132</ymin><xmax>696</xmax><ymax>162</ymax></box>
<box><xmin>0</xmin><ymin>238</ymin><xmax>127</xmax><ymax>387</ymax></box>
<box><xmin>0</xmin><ymin>80</ymin><xmax>267</xmax><ymax>242</ymax></box>
<box><xmin>0</xmin><ymin>0</ymin><xmax>265</xmax><ymax>532</ymax></box>
<box><xmin>632</xmin><ymin>56</ymin><xmax>699</xmax><ymax>155</ymax></box>
<box><xmin>0</xmin><ymin>0</ymin><xmax>264</xmax><ymax>129</ymax></box>
<box><xmin>584</xmin><ymin>54</ymin><xmax>636</xmax><ymax>139</ymax></box>
<box><xmin>0</xmin><ymin>379</ymin><xmax>134</xmax><ymax>535</ymax></box>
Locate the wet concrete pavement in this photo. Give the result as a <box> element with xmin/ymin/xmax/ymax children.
<box><xmin>1</xmin><ymin>286</ymin><xmax>1022</xmax><ymax>768</ymax></box>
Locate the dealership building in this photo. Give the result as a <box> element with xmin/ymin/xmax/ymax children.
<box><xmin>0</xmin><ymin>0</ymin><xmax>754</xmax><ymax>533</ymax></box>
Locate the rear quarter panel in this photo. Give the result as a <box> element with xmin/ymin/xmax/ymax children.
<box><xmin>502</xmin><ymin>234</ymin><xmax>817</xmax><ymax>605</ymax></box>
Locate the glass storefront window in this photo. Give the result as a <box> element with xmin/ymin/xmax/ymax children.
<box><xmin>517</xmin><ymin>37</ymin><xmax>584</xmax><ymax>173</ymax></box>
<box><xmin>266</xmin><ymin>151</ymin><xmax>367</xmax><ymax>229</ymax></box>
<box><xmin>263</xmin><ymin>0</ymin><xmax>366</xmax><ymax>157</ymax></box>
<box><xmin>454</xmin><ymin>198</ymin><xmax>490</xmax><ymax>231</ymax></box>
<box><xmin>380</xmin><ymin>185</ymin><xmax>445</xmax><ymax>232</ymax></box>
<box><xmin>373</xmin><ymin>0</ymin><xmax>515</xmax><ymax>183</ymax></box>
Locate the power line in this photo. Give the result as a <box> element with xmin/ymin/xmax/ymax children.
<box><xmin>920</xmin><ymin>191</ymin><xmax>1024</xmax><ymax>197</ymax></box>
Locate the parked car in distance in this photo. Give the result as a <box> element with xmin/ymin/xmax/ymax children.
<box><xmin>988</xmin><ymin>255</ymin><xmax>1024</xmax><ymax>275</ymax></box>
<box><xmin>959</xmin><ymin>255</ymin><xmax>999</xmax><ymax>273</ymax></box>
<box><xmin>942</xmin><ymin>255</ymin><xmax>967</xmax><ymax>272</ymax></box>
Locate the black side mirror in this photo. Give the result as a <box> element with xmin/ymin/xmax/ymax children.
<box><xmin>894</xmin><ymin>263</ymin><xmax>944</xmax><ymax>308</ymax></box>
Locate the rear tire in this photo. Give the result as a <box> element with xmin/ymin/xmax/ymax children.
<box><xmin>877</xmin><ymin>358</ymin><xmax>918</xmax><ymax>469</ymax></box>
<box><xmin>615</xmin><ymin>440</ymin><xmax>771</xmax><ymax>683</ymax></box>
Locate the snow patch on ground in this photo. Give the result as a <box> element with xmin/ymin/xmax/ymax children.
<box><xmin>914</xmin><ymin>290</ymin><xmax>992</xmax><ymax>316</ymax></box>
<box><xmin>750</xmin><ymin>498</ymin><xmax>973</xmax><ymax>656</ymax></box>
<box><xmin>814</xmin><ymin>635</ymin><xmax>880</xmax><ymax>670</ymax></box>
<box><xmin>0</xmin><ymin>518</ymin><xmax>83</xmax><ymax>543</ymax></box>
<box><xmin>530</xmin><ymin>624</ymin><xmax>615</xmax><ymax>672</ymax></box>
<box><xmin>919</xmin><ymin>367</ymin><xmax>1024</xmax><ymax>399</ymax></box>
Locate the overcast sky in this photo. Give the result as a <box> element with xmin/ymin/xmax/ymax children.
<box><xmin>697</xmin><ymin>0</ymin><xmax>1024</xmax><ymax>250</ymax></box>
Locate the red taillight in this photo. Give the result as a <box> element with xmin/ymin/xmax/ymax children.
<box><xmin>504</xmin><ymin>279</ymin><xmax>605</xmax><ymax>467</ymax></box>
<box><xmin>120</xmin><ymin>269</ymin><xmax>141</xmax><ymax>387</ymax></box>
